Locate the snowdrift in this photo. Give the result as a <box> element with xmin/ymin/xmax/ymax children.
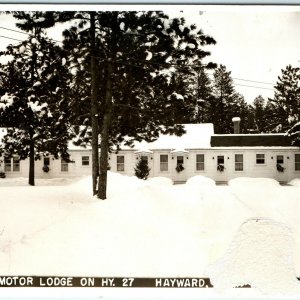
<box><xmin>289</xmin><ymin>178</ymin><xmax>300</xmax><ymax>187</ymax></box>
<box><xmin>229</xmin><ymin>177</ymin><xmax>280</xmax><ymax>188</ymax></box>
<box><xmin>207</xmin><ymin>218</ymin><xmax>300</xmax><ymax>295</ymax></box>
<box><xmin>1</xmin><ymin>172</ymin><xmax>300</xmax><ymax>296</ymax></box>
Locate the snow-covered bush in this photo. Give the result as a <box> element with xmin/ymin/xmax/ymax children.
<box><xmin>134</xmin><ymin>158</ymin><xmax>150</xmax><ymax>180</ymax></box>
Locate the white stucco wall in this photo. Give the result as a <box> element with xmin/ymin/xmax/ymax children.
<box><xmin>1</xmin><ymin>148</ymin><xmax>300</xmax><ymax>183</ymax></box>
<box><xmin>110</xmin><ymin>148</ymin><xmax>300</xmax><ymax>183</ymax></box>
<box><xmin>0</xmin><ymin>150</ymin><xmax>92</xmax><ymax>179</ymax></box>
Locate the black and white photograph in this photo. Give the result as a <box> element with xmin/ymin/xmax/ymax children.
<box><xmin>0</xmin><ymin>4</ymin><xmax>300</xmax><ymax>298</ymax></box>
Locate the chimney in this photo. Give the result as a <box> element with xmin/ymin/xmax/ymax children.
<box><xmin>232</xmin><ymin>117</ymin><xmax>241</xmax><ymax>134</ymax></box>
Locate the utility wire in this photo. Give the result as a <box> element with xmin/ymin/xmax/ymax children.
<box><xmin>0</xmin><ymin>29</ymin><xmax>277</xmax><ymax>91</ymax></box>
<box><xmin>233</xmin><ymin>77</ymin><xmax>275</xmax><ymax>86</ymax></box>
<box><xmin>234</xmin><ymin>83</ymin><xmax>275</xmax><ymax>91</ymax></box>
<box><xmin>0</xmin><ymin>35</ymin><xmax>23</xmax><ymax>42</ymax></box>
<box><xmin>0</xmin><ymin>25</ymin><xmax>279</xmax><ymax>86</ymax></box>
<box><xmin>0</xmin><ymin>25</ymin><xmax>63</xmax><ymax>44</ymax></box>
<box><xmin>115</xmin><ymin>60</ymin><xmax>276</xmax><ymax>91</ymax></box>
<box><xmin>0</xmin><ymin>26</ymin><xmax>28</xmax><ymax>36</ymax></box>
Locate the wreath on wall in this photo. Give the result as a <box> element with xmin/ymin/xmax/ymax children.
<box><xmin>217</xmin><ymin>164</ymin><xmax>225</xmax><ymax>172</ymax></box>
<box><xmin>176</xmin><ymin>163</ymin><xmax>184</xmax><ymax>173</ymax></box>
<box><xmin>42</xmin><ymin>165</ymin><xmax>50</xmax><ymax>173</ymax></box>
<box><xmin>276</xmin><ymin>163</ymin><xmax>285</xmax><ymax>173</ymax></box>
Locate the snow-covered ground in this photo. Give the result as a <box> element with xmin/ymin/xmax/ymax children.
<box><xmin>1</xmin><ymin>172</ymin><xmax>300</xmax><ymax>297</ymax></box>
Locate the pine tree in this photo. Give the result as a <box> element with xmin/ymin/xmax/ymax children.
<box><xmin>287</xmin><ymin>122</ymin><xmax>300</xmax><ymax>146</ymax></box>
<box><xmin>35</xmin><ymin>11</ymin><xmax>216</xmax><ymax>199</ymax></box>
<box><xmin>249</xmin><ymin>95</ymin><xmax>275</xmax><ymax>133</ymax></box>
<box><xmin>193</xmin><ymin>66</ymin><xmax>214</xmax><ymax>123</ymax></box>
<box><xmin>269</xmin><ymin>65</ymin><xmax>300</xmax><ymax>132</ymax></box>
<box><xmin>232</xmin><ymin>93</ymin><xmax>253</xmax><ymax>133</ymax></box>
<box><xmin>134</xmin><ymin>158</ymin><xmax>150</xmax><ymax>180</ymax></box>
<box><xmin>207</xmin><ymin>65</ymin><xmax>250</xmax><ymax>133</ymax></box>
<box><xmin>0</xmin><ymin>13</ymin><xmax>73</xmax><ymax>186</ymax></box>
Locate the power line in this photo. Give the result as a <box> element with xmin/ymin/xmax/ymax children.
<box><xmin>115</xmin><ymin>60</ymin><xmax>276</xmax><ymax>92</ymax></box>
<box><xmin>206</xmin><ymin>72</ymin><xmax>276</xmax><ymax>87</ymax></box>
<box><xmin>0</xmin><ymin>26</ymin><xmax>28</xmax><ymax>36</ymax></box>
<box><xmin>0</xmin><ymin>25</ymin><xmax>63</xmax><ymax>44</ymax></box>
<box><xmin>233</xmin><ymin>77</ymin><xmax>275</xmax><ymax>86</ymax></box>
<box><xmin>234</xmin><ymin>83</ymin><xmax>274</xmax><ymax>91</ymax></box>
<box><xmin>0</xmin><ymin>35</ymin><xmax>23</xmax><ymax>42</ymax></box>
<box><xmin>0</xmin><ymin>29</ymin><xmax>278</xmax><ymax>92</ymax></box>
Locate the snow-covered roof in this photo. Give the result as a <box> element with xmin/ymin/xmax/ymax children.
<box><xmin>170</xmin><ymin>148</ymin><xmax>189</xmax><ymax>154</ymax></box>
<box><xmin>134</xmin><ymin>149</ymin><xmax>153</xmax><ymax>154</ymax></box>
<box><xmin>130</xmin><ymin>123</ymin><xmax>214</xmax><ymax>151</ymax></box>
<box><xmin>68</xmin><ymin>141</ymin><xmax>91</xmax><ymax>151</ymax></box>
<box><xmin>0</xmin><ymin>124</ymin><xmax>214</xmax><ymax>152</ymax></box>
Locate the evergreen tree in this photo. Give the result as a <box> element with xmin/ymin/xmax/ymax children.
<box><xmin>193</xmin><ymin>66</ymin><xmax>214</xmax><ymax>123</ymax></box>
<box><xmin>269</xmin><ymin>65</ymin><xmax>300</xmax><ymax>132</ymax></box>
<box><xmin>233</xmin><ymin>93</ymin><xmax>253</xmax><ymax>133</ymax></box>
<box><xmin>252</xmin><ymin>95</ymin><xmax>266</xmax><ymax>132</ymax></box>
<box><xmin>207</xmin><ymin>65</ymin><xmax>250</xmax><ymax>133</ymax></box>
<box><xmin>0</xmin><ymin>13</ymin><xmax>73</xmax><ymax>186</ymax></box>
<box><xmin>35</xmin><ymin>11</ymin><xmax>216</xmax><ymax>199</ymax></box>
<box><xmin>134</xmin><ymin>158</ymin><xmax>150</xmax><ymax>180</ymax></box>
<box><xmin>287</xmin><ymin>122</ymin><xmax>300</xmax><ymax>146</ymax></box>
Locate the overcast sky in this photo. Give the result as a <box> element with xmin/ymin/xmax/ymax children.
<box><xmin>0</xmin><ymin>5</ymin><xmax>299</xmax><ymax>104</ymax></box>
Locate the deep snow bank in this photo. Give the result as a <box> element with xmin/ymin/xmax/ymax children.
<box><xmin>206</xmin><ymin>218</ymin><xmax>300</xmax><ymax>295</ymax></box>
<box><xmin>1</xmin><ymin>172</ymin><xmax>300</xmax><ymax>297</ymax></box>
<box><xmin>0</xmin><ymin>176</ymin><xmax>83</xmax><ymax>186</ymax></box>
<box><xmin>186</xmin><ymin>175</ymin><xmax>215</xmax><ymax>187</ymax></box>
<box><xmin>289</xmin><ymin>178</ymin><xmax>300</xmax><ymax>187</ymax></box>
<box><xmin>229</xmin><ymin>177</ymin><xmax>280</xmax><ymax>188</ymax></box>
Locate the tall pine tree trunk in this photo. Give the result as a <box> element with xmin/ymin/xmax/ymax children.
<box><xmin>29</xmin><ymin>137</ymin><xmax>35</xmax><ymax>186</ymax></box>
<box><xmin>29</xmin><ymin>26</ymin><xmax>36</xmax><ymax>187</ymax></box>
<box><xmin>98</xmin><ymin>60</ymin><xmax>112</xmax><ymax>200</ymax></box>
<box><xmin>90</xmin><ymin>12</ymin><xmax>99</xmax><ymax>195</ymax></box>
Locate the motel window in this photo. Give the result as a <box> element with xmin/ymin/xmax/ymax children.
<box><xmin>177</xmin><ymin>156</ymin><xmax>184</xmax><ymax>166</ymax></box>
<box><xmin>44</xmin><ymin>157</ymin><xmax>50</xmax><ymax>166</ymax></box>
<box><xmin>277</xmin><ymin>155</ymin><xmax>284</xmax><ymax>165</ymax></box>
<box><xmin>196</xmin><ymin>154</ymin><xmax>205</xmax><ymax>171</ymax></box>
<box><xmin>295</xmin><ymin>154</ymin><xmax>300</xmax><ymax>171</ymax></box>
<box><xmin>82</xmin><ymin>156</ymin><xmax>90</xmax><ymax>166</ymax></box>
<box><xmin>256</xmin><ymin>154</ymin><xmax>265</xmax><ymax>164</ymax></box>
<box><xmin>4</xmin><ymin>156</ymin><xmax>20</xmax><ymax>172</ymax></box>
<box><xmin>13</xmin><ymin>157</ymin><xmax>20</xmax><ymax>172</ymax></box>
<box><xmin>4</xmin><ymin>157</ymin><xmax>11</xmax><ymax>172</ymax></box>
<box><xmin>217</xmin><ymin>156</ymin><xmax>224</xmax><ymax>165</ymax></box>
<box><xmin>235</xmin><ymin>154</ymin><xmax>243</xmax><ymax>171</ymax></box>
<box><xmin>61</xmin><ymin>159</ymin><xmax>68</xmax><ymax>172</ymax></box>
<box><xmin>117</xmin><ymin>155</ymin><xmax>125</xmax><ymax>172</ymax></box>
<box><xmin>160</xmin><ymin>155</ymin><xmax>168</xmax><ymax>171</ymax></box>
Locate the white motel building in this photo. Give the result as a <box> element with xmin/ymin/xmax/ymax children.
<box><xmin>1</xmin><ymin>119</ymin><xmax>300</xmax><ymax>184</ymax></box>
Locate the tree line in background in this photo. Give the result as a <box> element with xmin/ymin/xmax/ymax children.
<box><xmin>0</xmin><ymin>11</ymin><xmax>299</xmax><ymax>199</ymax></box>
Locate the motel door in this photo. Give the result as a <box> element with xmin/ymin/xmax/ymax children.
<box><xmin>275</xmin><ymin>154</ymin><xmax>286</xmax><ymax>183</ymax></box>
<box><xmin>174</xmin><ymin>155</ymin><xmax>187</xmax><ymax>183</ymax></box>
<box><xmin>215</xmin><ymin>155</ymin><xmax>227</xmax><ymax>183</ymax></box>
